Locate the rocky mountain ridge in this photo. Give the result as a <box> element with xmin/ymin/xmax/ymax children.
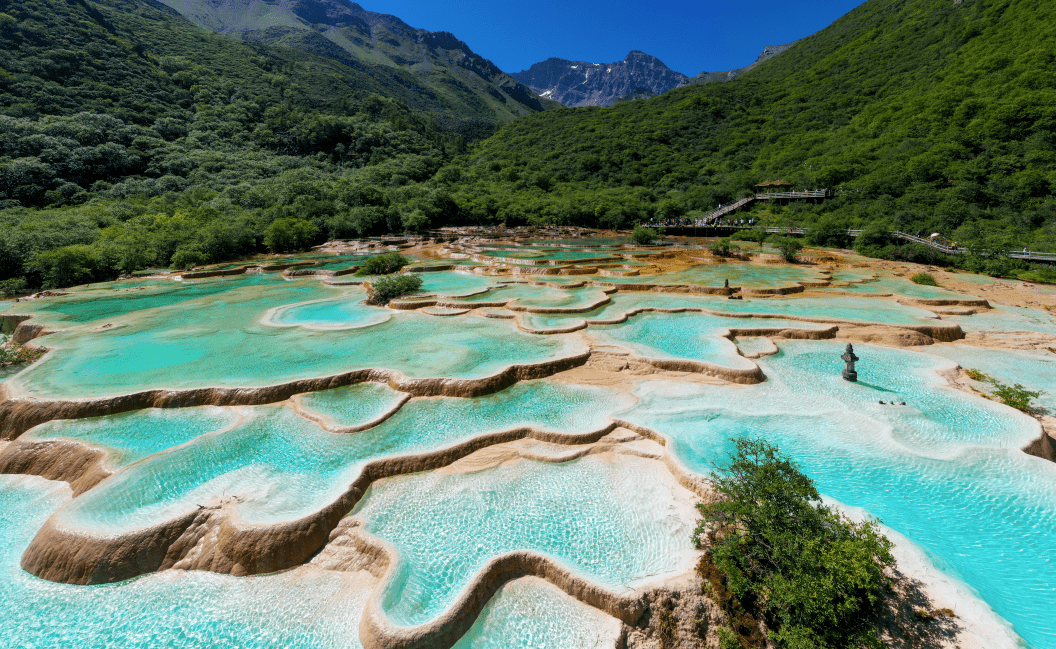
<box><xmin>512</xmin><ymin>42</ymin><xmax>801</xmax><ymax>107</ymax></box>
<box><xmin>510</xmin><ymin>51</ymin><xmax>688</xmax><ymax>108</ymax></box>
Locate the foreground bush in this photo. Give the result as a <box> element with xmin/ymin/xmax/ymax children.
<box><xmin>711</xmin><ymin>237</ymin><xmax>733</xmax><ymax>258</ymax></box>
<box><xmin>910</xmin><ymin>272</ymin><xmax>937</xmax><ymax>286</ymax></box>
<box><xmin>355</xmin><ymin>252</ymin><xmax>411</xmax><ymax>277</ymax></box>
<box><xmin>632</xmin><ymin>225</ymin><xmax>659</xmax><ymax>245</ymax></box>
<box><xmin>770</xmin><ymin>236</ymin><xmax>803</xmax><ymax>262</ymax></box>
<box><xmin>696</xmin><ymin>438</ymin><xmax>894</xmax><ymax>648</ymax></box>
<box><xmin>366</xmin><ymin>274</ymin><xmax>422</xmax><ymax>305</ymax></box>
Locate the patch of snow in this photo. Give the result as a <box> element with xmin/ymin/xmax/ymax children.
<box><xmin>570</xmin><ymin>65</ymin><xmax>579</xmax><ymax>69</ymax></box>
<box><xmin>541</xmin><ymin>90</ymin><xmax>552</xmax><ymax>97</ymax></box>
<box><xmin>607</xmin><ymin>67</ymin><xmax>612</xmax><ymax>72</ymax></box>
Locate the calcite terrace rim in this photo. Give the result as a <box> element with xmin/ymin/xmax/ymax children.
<box><xmin>15</xmin><ymin>410</ymin><xmax>708</xmax><ymax>648</ymax></box>
<box><xmin>259</xmin><ymin>295</ymin><xmax>394</xmax><ymax>331</ymax></box>
<box><xmin>0</xmin><ymin>342</ymin><xmax>592</xmax><ymax>439</ymax></box>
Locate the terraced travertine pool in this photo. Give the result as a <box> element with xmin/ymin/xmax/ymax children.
<box><xmin>1</xmin><ymin>254</ymin><xmax>1054</xmax><ymax>649</ymax></box>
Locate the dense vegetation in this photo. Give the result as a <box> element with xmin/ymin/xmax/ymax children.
<box><xmin>0</xmin><ymin>0</ymin><xmax>494</xmax><ymax>291</ymax></box>
<box><xmin>365</xmin><ymin>273</ymin><xmax>421</xmax><ymax>305</ymax></box>
<box><xmin>696</xmin><ymin>438</ymin><xmax>895</xmax><ymax>648</ymax></box>
<box><xmin>2</xmin><ymin>0</ymin><xmax>1055</xmax><ymax>293</ymax></box>
<box><xmin>354</xmin><ymin>252</ymin><xmax>410</xmax><ymax>277</ymax></box>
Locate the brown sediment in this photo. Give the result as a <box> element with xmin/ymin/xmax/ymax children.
<box><xmin>11</xmin><ymin>321</ymin><xmax>51</xmax><ymax>344</ymax></box>
<box><xmin>1</xmin><ymin>314</ymin><xmax>32</xmax><ymax>334</ymax></box>
<box><xmin>405</xmin><ymin>265</ymin><xmax>457</xmax><ymax>273</ymax></box>
<box><xmin>904</xmin><ymin>298</ymin><xmax>993</xmax><ymax>309</ymax></box>
<box><xmin>1021</xmin><ymin>420</ymin><xmax>1055</xmax><ymax>463</ymax></box>
<box><xmin>0</xmin><ymin>349</ymin><xmax>591</xmax><ymax>440</ymax></box>
<box><xmin>0</xmin><ymin>438</ymin><xmax>112</xmax><ymax>495</ymax></box>
<box><xmin>180</xmin><ymin>267</ymin><xmax>248</xmax><ymax>280</ymax></box>
<box><xmin>742</xmin><ymin>285</ymin><xmax>806</xmax><ymax>295</ymax></box>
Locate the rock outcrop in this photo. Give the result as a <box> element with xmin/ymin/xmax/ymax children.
<box><xmin>511</xmin><ymin>51</ymin><xmax>688</xmax><ymax>107</ymax></box>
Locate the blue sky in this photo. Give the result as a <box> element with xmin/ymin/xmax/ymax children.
<box><xmin>359</xmin><ymin>0</ymin><xmax>865</xmax><ymax>75</ymax></box>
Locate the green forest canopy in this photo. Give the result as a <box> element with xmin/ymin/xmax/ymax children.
<box><xmin>2</xmin><ymin>0</ymin><xmax>1055</xmax><ymax>290</ymax></box>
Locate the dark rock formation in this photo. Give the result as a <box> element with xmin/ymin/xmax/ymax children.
<box><xmin>511</xmin><ymin>51</ymin><xmax>688</xmax><ymax>107</ymax></box>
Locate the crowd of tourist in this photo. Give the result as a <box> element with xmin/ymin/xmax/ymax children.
<box><xmin>642</xmin><ymin>216</ymin><xmax>758</xmax><ymax>228</ymax></box>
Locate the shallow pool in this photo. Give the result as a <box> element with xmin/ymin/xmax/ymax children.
<box><xmin>0</xmin><ymin>475</ymin><xmax>369</xmax><ymax>649</ymax></box>
<box><xmin>56</xmin><ymin>381</ymin><xmax>632</xmax><ymax>533</ymax></box>
<box><xmin>354</xmin><ymin>454</ymin><xmax>696</xmax><ymax>627</ymax></box>
<box><xmin>451</xmin><ymin>577</ymin><xmax>622</xmax><ymax>649</ymax></box>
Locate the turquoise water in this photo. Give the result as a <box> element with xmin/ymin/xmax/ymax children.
<box><xmin>589</xmin><ymin>312</ymin><xmax>811</xmax><ymax>368</ymax></box>
<box><xmin>450</xmin><ymin>283</ymin><xmax>562</xmax><ymax>304</ymax></box>
<box><xmin>837</xmin><ymin>275</ymin><xmax>969</xmax><ymax>299</ymax></box>
<box><xmin>354</xmin><ymin>454</ymin><xmax>695</xmax><ymax>626</ymax></box>
<box><xmin>58</xmin><ymin>381</ymin><xmax>631</xmax><ymax>533</ymax></box>
<box><xmin>829</xmin><ymin>269</ymin><xmax>876</xmax><ymax>283</ymax></box>
<box><xmin>599</xmin><ymin>263</ymin><xmax>822</xmax><ymax>288</ymax></box>
<box><xmin>522</xmin><ymin>237</ymin><xmax>632</xmax><ymax>246</ymax></box>
<box><xmin>452</xmin><ymin>578</ymin><xmax>622</xmax><ymax>649</ymax></box>
<box><xmin>950</xmin><ymin>305</ymin><xmax>1056</xmax><ymax>335</ymax></box>
<box><xmin>522</xmin><ymin>292</ymin><xmax>939</xmax><ymax>330</ymax></box>
<box><xmin>269</xmin><ymin>293</ymin><xmax>392</xmax><ymax>330</ymax></box>
<box><xmin>24</xmin><ymin>407</ymin><xmax>239</xmax><ymax>467</ymax></box>
<box><xmin>922</xmin><ymin>345</ymin><xmax>1056</xmax><ymax>413</ymax></box>
<box><xmin>14</xmin><ymin>300</ymin><xmax>578</xmax><ymax>399</ymax></box>
<box><xmin>619</xmin><ymin>341</ymin><xmax>1049</xmax><ymax>647</ymax></box>
<box><xmin>297</xmin><ymin>383</ymin><xmax>408</xmax><ymax>428</ymax></box>
<box><xmin>0</xmin><ymin>475</ymin><xmax>368</xmax><ymax>649</ymax></box>
<box><xmin>417</xmin><ymin>272</ymin><xmax>501</xmax><ymax>296</ymax></box>
<box><xmin>7</xmin><ymin>274</ymin><xmax>284</xmax><ymax>325</ymax></box>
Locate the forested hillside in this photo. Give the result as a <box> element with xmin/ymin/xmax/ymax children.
<box><xmin>1</xmin><ymin>0</ymin><xmax>1055</xmax><ymax>292</ymax></box>
<box><xmin>0</xmin><ymin>0</ymin><xmax>518</xmax><ymax>290</ymax></box>
<box><xmin>439</xmin><ymin>0</ymin><xmax>1056</xmax><ymax>256</ymax></box>
<box><xmin>156</xmin><ymin>0</ymin><xmax>551</xmax><ymax>121</ymax></box>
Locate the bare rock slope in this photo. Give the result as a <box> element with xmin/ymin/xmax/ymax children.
<box><xmin>511</xmin><ymin>50</ymin><xmax>688</xmax><ymax>107</ymax></box>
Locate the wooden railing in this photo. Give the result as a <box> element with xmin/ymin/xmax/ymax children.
<box><xmin>755</xmin><ymin>190</ymin><xmax>828</xmax><ymax>200</ymax></box>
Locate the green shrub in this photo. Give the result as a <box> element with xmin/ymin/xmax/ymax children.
<box><xmin>964</xmin><ymin>369</ymin><xmax>1040</xmax><ymax>412</ymax></box>
<box><xmin>632</xmin><ymin>225</ymin><xmax>659</xmax><ymax>245</ymax></box>
<box><xmin>991</xmin><ymin>382</ymin><xmax>1041</xmax><ymax>412</ymax></box>
<box><xmin>910</xmin><ymin>272</ymin><xmax>937</xmax><ymax>286</ymax></box>
<box><xmin>0</xmin><ymin>277</ymin><xmax>28</xmax><ymax>297</ymax></box>
<box><xmin>355</xmin><ymin>252</ymin><xmax>410</xmax><ymax>277</ymax></box>
<box><xmin>0</xmin><ymin>342</ymin><xmax>45</xmax><ymax>367</ymax></box>
<box><xmin>770</xmin><ymin>235</ymin><xmax>803</xmax><ymax>262</ymax></box>
<box><xmin>366</xmin><ymin>273</ymin><xmax>422</xmax><ymax>305</ymax></box>
<box><xmin>696</xmin><ymin>438</ymin><xmax>894</xmax><ymax>649</ymax></box>
<box><xmin>732</xmin><ymin>229</ymin><xmax>767</xmax><ymax>243</ymax></box>
<box><xmin>711</xmin><ymin>237</ymin><xmax>733</xmax><ymax>258</ymax></box>
<box><xmin>716</xmin><ymin>627</ymin><xmax>740</xmax><ymax>649</ymax></box>
<box><xmin>965</xmin><ymin>368</ymin><xmax>991</xmax><ymax>382</ymax></box>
